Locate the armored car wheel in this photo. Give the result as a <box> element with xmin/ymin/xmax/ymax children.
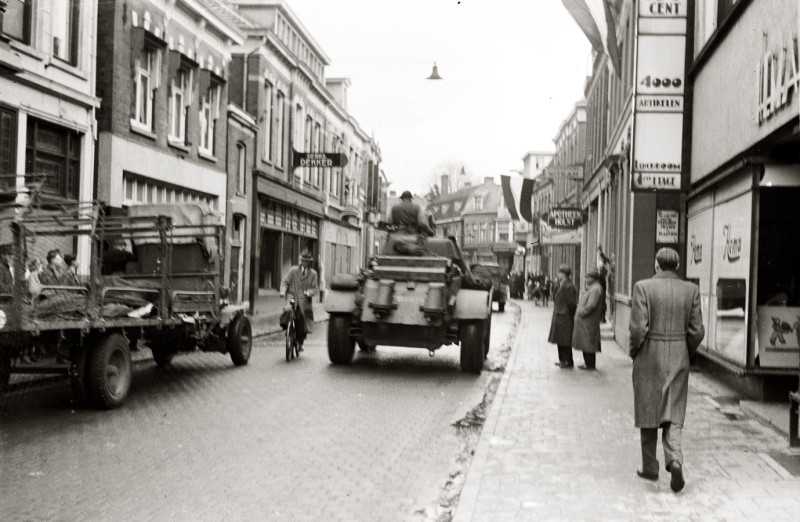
<box><xmin>228</xmin><ymin>315</ymin><xmax>252</xmax><ymax>366</ymax></box>
<box><xmin>86</xmin><ymin>333</ymin><xmax>132</xmax><ymax>409</ymax></box>
<box><xmin>460</xmin><ymin>321</ymin><xmax>484</xmax><ymax>374</ymax></box>
<box><xmin>498</xmin><ymin>302</ymin><xmax>505</xmax><ymax>312</ymax></box>
<box><xmin>328</xmin><ymin>314</ymin><xmax>355</xmax><ymax>365</ymax></box>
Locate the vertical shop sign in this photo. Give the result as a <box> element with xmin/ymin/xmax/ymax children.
<box><xmin>631</xmin><ymin>0</ymin><xmax>688</xmax><ymax>192</ymax></box>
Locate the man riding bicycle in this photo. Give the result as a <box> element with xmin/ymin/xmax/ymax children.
<box><xmin>280</xmin><ymin>250</ymin><xmax>319</xmax><ymax>351</ymax></box>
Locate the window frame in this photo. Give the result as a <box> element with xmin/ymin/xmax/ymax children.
<box><xmin>2</xmin><ymin>0</ymin><xmax>33</xmax><ymax>46</ymax></box>
<box><xmin>25</xmin><ymin>117</ymin><xmax>81</xmax><ymax>201</ymax></box>
<box><xmin>263</xmin><ymin>82</ymin><xmax>273</xmax><ymax>162</ymax></box>
<box><xmin>133</xmin><ymin>51</ymin><xmax>155</xmax><ymax>131</ymax></box>
<box><xmin>275</xmin><ymin>91</ymin><xmax>285</xmax><ymax>168</ymax></box>
<box><xmin>51</xmin><ymin>0</ymin><xmax>79</xmax><ymax>66</ymax></box>
<box><xmin>169</xmin><ymin>68</ymin><xmax>191</xmax><ymax>143</ymax></box>
<box><xmin>199</xmin><ymin>83</ymin><xmax>220</xmax><ymax>157</ymax></box>
<box><xmin>236</xmin><ymin>142</ymin><xmax>246</xmax><ymax>195</ymax></box>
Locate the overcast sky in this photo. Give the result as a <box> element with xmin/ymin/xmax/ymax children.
<box><xmin>286</xmin><ymin>0</ymin><xmax>592</xmax><ymax>195</ymax></box>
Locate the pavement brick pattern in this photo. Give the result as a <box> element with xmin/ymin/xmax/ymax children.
<box><xmin>453</xmin><ymin>301</ymin><xmax>800</xmax><ymax>522</ymax></box>
<box><xmin>0</xmin><ymin>310</ymin><xmax>516</xmax><ymax>521</ymax></box>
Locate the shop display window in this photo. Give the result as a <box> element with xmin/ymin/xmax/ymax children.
<box><xmin>715</xmin><ymin>278</ymin><xmax>747</xmax><ymax>359</ymax></box>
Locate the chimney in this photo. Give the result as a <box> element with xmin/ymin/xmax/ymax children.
<box><xmin>441</xmin><ymin>174</ymin><xmax>450</xmax><ymax>196</ymax></box>
<box><xmin>484</xmin><ymin>176</ymin><xmax>493</xmax><ymax>185</ymax></box>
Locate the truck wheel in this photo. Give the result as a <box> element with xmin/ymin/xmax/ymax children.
<box><xmin>498</xmin><ymin>302</ymin><xmax>505</xmax><ymax>312</ymax></box>
<box><xmin>86</xmin><ymin>333</ymin><xmax>132</xmax><ymax>409</ymax></box>
<box><xmin>328</xmin><ymin>314</ymin><xmax>355</xmax><ymax>365</ymax></box>
<box><xmin>227</xmin><ymin>315</ymin><xmax>252</xmax><ymax>366</ymax></box>
<box><xmin>483</xmin><ymin>316</ymin><xmax>492</xmax><ymax>359</ymax></box>
<box><xmin>460</xmin><ymin>321</ymin><xmax>484</xmax><ymax>374</ymax></box>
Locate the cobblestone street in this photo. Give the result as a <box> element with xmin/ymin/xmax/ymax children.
<box><xmin>0</xmin><ymin>309</ymin><xmax>516</xmax><ymax>521</ymax></box>
<box><xmin>454</xmin><ymin>301</ymin><xmax>800</xmax><ymax>521</ymax></box>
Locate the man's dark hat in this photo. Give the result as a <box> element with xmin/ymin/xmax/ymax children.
<box><xmin>557</xmin><ymin>265</ymin><xmax>571</xmax><ymax>277</ymax></box>
<box><xmin>585</xmin><ymin>268</ymin><xmax>602</xmax><ymax>280</ymax></box>
<box><xmin>400</xmin><ymin>190</ymin><xmax>413</xmax><ymax>200</ymax></box>
<box><xmin>300</xmin><ymin>250</ymin><xmax>314</xmax><ymax>262</ymax></box>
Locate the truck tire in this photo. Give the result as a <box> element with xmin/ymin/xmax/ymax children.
<box><xmin>328</xmin><ymin>314</ymin><xmax>355</xmax><ymax>364</ymax></box>
<box><xmin>86</xmin><ymin>333</ymin><xmax>132</xmax><ymax>409</ymax></box>
<box><xmin>227</xmin><ymin>315</ymin><xmax>252</xmax><ymax>366</ymax></box>
<box><xmin>460</xmin><ymin>321</ymin><xmax>484</xmax><ymax>374</ymax></box>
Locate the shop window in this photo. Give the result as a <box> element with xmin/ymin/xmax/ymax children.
<box><xmin>0</xmin><ymin>106</ymin><xmax>16</xmax><ymax>190</ymax></box>
<box><xmin>52</xmin><ymin>0</ymin><xmax>79</xmax><ymax>65</ymax></box>
<box><xmin>715</xmin><ymin>278</ymin><xmax>746</xmax><ymax>356</ymax></box>
<box><xmin>3</xmin><ymin>0</ymin><xmax>32</xmax><ymax>45</ymax></box>
<box><xmin>25</xmin><ymin>118</ymin><xmax>81</xmax><ymax>201</ymax></box>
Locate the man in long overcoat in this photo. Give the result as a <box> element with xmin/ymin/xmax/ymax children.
<box><xmin>548</xmin><ymin>265</ymin><xmax>577</xmax><ymax>368</ymax></box>
<box><xmin>572</xmin><ymin>269</ymin><xmax>604</xmax><ymax>370</ymax></box>
<box><xmin>629</xmin><ymin>248</ymin><xmax>704</xmax><ymax>493</ymax></box>
<box><xmin>280</xmin><ymin>250</ymin><xmax>319</xmax><ymax>351</ymax></box>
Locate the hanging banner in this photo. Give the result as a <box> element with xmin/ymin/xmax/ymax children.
<box><xmin>631</xmin><ymin>0</ymin><xmax>688</xmax><ymax>193</ymax></box>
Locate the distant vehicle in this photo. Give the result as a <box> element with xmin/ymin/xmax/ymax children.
<box><xmin>474</xmin><ymin>262</ymin><xmax>508</xmax><ymax>312</ymax></box>
<box><xmin>324</xmin><ymin>227</ymin><xmax>492</xmax><ymax>373</ymax></box>
<box><xmin>0</xmin><ymin>198</ymin><xmax>251</xmax><ymax>409</ymax></box>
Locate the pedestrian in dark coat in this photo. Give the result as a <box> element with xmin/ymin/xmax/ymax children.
<box><xmin>548</xmin><ymin>265</ymin><xmax>577</xmax><ymax>368</ymax></box>
<box><xmin>572</xmin><ymin>269</ymin><xmax>603</xmax><ymax>369</ymax></box>
<box><xmin>629</xmin><ymin>247</ymin><xmax>704</xmax><ymax>493</ymax></box>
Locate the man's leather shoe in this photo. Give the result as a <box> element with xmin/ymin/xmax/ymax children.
<box><xmin>578</xmin><ymin>364</ymin><xmax>596</xmax><ymax>370</ymax></box>
<box><xmin>554</xmin><ymin>361</ymin><xmax>574</xmax><ymax>368</ymax></box>
<box><xmin>670</xmin><ymin>462</ymin><xmax>684</xmax><ymax>492</ymax></box>
<box><xmin>637</xmin><ymin>469</ymin><xmax>659</xmax><ymax>481</ymax></box>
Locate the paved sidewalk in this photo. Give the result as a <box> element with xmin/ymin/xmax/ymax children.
<box><xmin>453</xmin><ymin>300</ymin><xmax>800</xmax><ymax>521</ymax></box>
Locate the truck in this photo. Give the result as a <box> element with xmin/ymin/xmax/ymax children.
<box><xmin>324</xmin><ymin>230</ymin><xmax>492</xmax><ymax>373</ymax></box>
<box><xmin>0</xmin><ymin>195</ymin><xmax>252</xmax><ymax>409</ymax></box>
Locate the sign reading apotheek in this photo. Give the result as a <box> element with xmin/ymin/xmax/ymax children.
<box><xmin>631</xmin><ymin>0</ymin><xmax>687</xmax><ymax>192</ymax></box>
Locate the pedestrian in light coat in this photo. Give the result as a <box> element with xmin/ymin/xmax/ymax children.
<box><xmin>572</xmin><ymin>269</ymin><xmax>603</xmax><ymax>370</ymax></box>
<box><xmin>548</xmin><ymin>265</ymin><xmax>577</xmax><ymax>368</ymax></box>
<box><xmin>629</xmin><ymin>247</ymin><xmax>704</xmax><ymax>493</ymax></box>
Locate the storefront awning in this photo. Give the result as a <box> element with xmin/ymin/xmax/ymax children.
<box><xmin>257</xmin><ymin>176</ymin><xmax>324</xmax><ymax>218</ymax></box>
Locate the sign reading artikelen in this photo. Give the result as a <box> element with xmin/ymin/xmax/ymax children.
<box><xmin>631</xmin><ymin>0</ymin><xmax>687</xmax><ymax>192</ymax></box>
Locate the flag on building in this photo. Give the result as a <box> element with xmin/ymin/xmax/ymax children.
<box><xmin>561</xmin><ymin>0</ymin><xmax>622</xmax><ymax>77</ymax></box>
<box><xmin>500</xmin><ymin>175</ymin><xmax>535</xmax><ymax>223</ymax></box>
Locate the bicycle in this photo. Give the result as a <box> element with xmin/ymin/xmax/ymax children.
<box><xmin>282</xmin><ymin>294</ymin><xmax>307</xmax><ymax>362</ymax></box>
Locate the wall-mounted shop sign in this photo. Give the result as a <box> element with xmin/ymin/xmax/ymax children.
<box><xmin>656</xmin><ymin>209</ymin><xmax>679</xmax><ymax>243</ymax></box>
<box><xmin>543</xmin><ymin>165</ymin><xmax>584</xmax><ymax>180</ymax></box>
<box><xmin>545</xmin><ymin>207</ymin><xmax>585</xmax><ymax>229</ymax></box>
<box><xmin>758</xmin><ymin>31</ymin><xmax>799</xmax><ymax>124</ymax></box>
<box><xmin>292</xmin><ymin>149</ymin><xmax>349</xmax><ymax>169</ymax></box>
<box><xmin>631</xmin><ymin>0</ymin><xmax>687</xmax><ymax>193</ymax></box>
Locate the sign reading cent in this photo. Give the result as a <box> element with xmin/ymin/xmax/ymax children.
<box><xmin>292</xmin><ymin>150</ymin><xmax>349</xmax><ymax>169</ymax></box>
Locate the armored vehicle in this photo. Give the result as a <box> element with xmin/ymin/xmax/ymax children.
<box><xmin>324</xmin><ymin>232</ymin><xmax>492</xmax><ymax>373</ymax></box>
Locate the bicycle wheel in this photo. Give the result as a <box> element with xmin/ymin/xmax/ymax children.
<box><xmin>286</xmin><ymin>322</ymin><xmax>296</xmax><ymax>362</ymax></box>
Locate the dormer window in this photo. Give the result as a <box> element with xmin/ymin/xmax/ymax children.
<box><xmin>474</xmin><ymin>195</ymin><xmax>483</xmax><ymax>210</ymax></box>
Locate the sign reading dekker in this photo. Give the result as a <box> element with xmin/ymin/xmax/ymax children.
<box><xmin>292</xmin><ymin>150</ymin><xmax>349</xmax><ymax>169</ymax></box>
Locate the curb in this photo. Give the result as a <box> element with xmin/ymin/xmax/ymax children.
<box><xmin>451</xmin><ymin>301</ymin><xmax>526</xmax><ymax>522</ymax></box>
